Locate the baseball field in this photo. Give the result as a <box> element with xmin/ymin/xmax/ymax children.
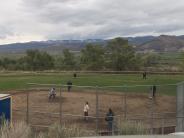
<box><xmin>0</xmin><ymin>72</ymin><xmax>182</xmax><ymax>133</ymax></box>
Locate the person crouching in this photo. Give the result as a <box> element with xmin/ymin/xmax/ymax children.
<box><xmin>49</xmin><ymin>87</ymin><xmax>56</xmax><ymax>100</ymax></box>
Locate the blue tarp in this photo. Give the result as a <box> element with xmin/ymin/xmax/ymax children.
<box><xmin>0</xmin><ymin>97</ymin><xmax>11</xmax><ymax>123</ymax></box>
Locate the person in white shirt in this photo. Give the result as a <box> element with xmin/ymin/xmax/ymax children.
<box><xmin>84</xmin><ymin>102</ymin><xmax>90</xmax><ymax>121</ymax></box>
<box><xmin>49</xmin><ymin>87</ymin><xmax>56</xmax><ymax>100</ymax></box>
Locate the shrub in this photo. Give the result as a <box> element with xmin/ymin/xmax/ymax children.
<box><xmin>46</xmin><ymin>123</ymin><xmax>87</xmax><ymax>138</ymax></box>
<box><xmin>0</xmin><ymin>121</ymin><xmax>90</xmax><ymax>138</ymax></box>
<box><xmin>117</xmin><ymin>120</ymin><xmax>148</xmax><ymax>135</ymax></box>
<box><xmin>0</xmin><ymin>121</ymin><xmax>31</xmax><ymax>138</ymax></box>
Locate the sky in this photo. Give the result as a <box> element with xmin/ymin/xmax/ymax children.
<box><xmin>0</xmin><ymin>0</ymin><xmax>184</xmax><ymax>44</ymax></box>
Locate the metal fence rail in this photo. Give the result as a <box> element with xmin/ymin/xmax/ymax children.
<box><xmin>11</xmin><ymin>83</ymin><xmax>181</xmax><ymax>136</ymax></box>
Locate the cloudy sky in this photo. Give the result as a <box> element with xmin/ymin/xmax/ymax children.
<box><xmin>0</xmin><ymin>0</ymin><xmax>184</xmax><ymax>44</ymax></box>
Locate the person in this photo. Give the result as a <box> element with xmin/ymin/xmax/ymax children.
<box><xmin>67</xmin><ymin>80</ymin><xmax>72</xmax><ymax>92</ymax></box>
<box><xmin>105</xmin><ymin>108</ymin><xmax>114</xmax><ymax>132</ymax></box>
<box><xmin>143</xmin><ymin>72</ymin><xmax>147</xmax><ymax>79</ymax></box>
<box><xmin>149</xmin><ymin>85</ymin><xmax>157</xmax><ymax>99</ymax></box>
<box><xmin>84</xmin><ymin>102</ymin><xmax>90</xmax><ymax>121</ymax></box>
<box><xmin>49</xmin><ymin>87</ymin><xmax>56</xmax><ymax>100</ymax></box>
<box><xmin>152</xmin><ymin>85</ymin><xmax>156</xmax><ymax>98</ymax></box>
<box><xmin>73</xmin><ymin>73</ymin><xmax>77</xmax><ymax>78</ymax></box>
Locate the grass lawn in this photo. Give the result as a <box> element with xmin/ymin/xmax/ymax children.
<box><xmin>0</xmin><ymin>72</ymin><xmax>183</xmax><ymax>95</ymax></box>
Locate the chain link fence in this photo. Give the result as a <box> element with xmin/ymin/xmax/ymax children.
<box><xmin>11</xmin><ymin>82</ymin><xmax>179</xmax><ymax>136</ymax></box>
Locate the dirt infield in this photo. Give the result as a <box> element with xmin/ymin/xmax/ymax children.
<box><xmin>11</xmin><ymin>90</ymin><xmax>176</xmax><ymax>131</ymax></box>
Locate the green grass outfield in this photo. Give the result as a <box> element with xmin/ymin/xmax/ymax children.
<box><xmin>0</xmin><ymin>72</ymin><xmax>183</xmax><ymax>96</ymax></box>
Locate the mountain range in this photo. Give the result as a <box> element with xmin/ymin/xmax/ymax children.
<box><xmin>135</xmin><ymin>35</ymin><xmax>184</xmax><ymax>52</ymax></box>
<box><xmin>0</xmin><ymin>35</ymin><xmax>184</xmax><ymax>54</ymax></box>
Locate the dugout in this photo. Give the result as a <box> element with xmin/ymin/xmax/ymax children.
<box><xmin>0</xmin><ymin>94</ymin><xmax>12</xmax><ymax>124</ymax></box>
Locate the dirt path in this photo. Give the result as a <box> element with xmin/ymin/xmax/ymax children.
<box><xmin>11</xmin><ymin>90</ymin><xmax>176</xmax><ymax>131</ymax></box>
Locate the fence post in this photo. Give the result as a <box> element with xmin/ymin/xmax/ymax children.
<box><xmin>26</xmin><ymin>90</ymin><xmax>29</xmax><ymax>124</ymax></box>
<box><xmin>161</xmin><ymin>113</ymin><xmax>165</xmax><ymax>135</ymax></box>
<box><xmin>124</xmin><ymin>93</ymin><xmax>127</xmax><ymax>119</ymax></box>
<box><xmin>112</xmin><ymin>117</ymin><xmax>115</xmax><ymax>136</ymax></box>
<box><xmin>150</xmin><ymin>97</ymin><xmax>154</xmax><ymax>134</ymax></box>
<box><xmin>176</xmin><ymin>82</ymin><xmax>184</xmax><ymax>132</ymax></box>
<box><xmin>95</xmin><ymin>86</ymin><xmax>99</xmax><ymax>136</ymax></box>
<box><xmin>59</xmin><ymin>86</ymin><xmax>62</xmax><ymax>125</ymax></box>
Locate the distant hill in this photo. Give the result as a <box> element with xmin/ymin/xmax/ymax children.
<box><xmin>137</xmin><ymin>35</ymin><xmax>184</xmax><ymax>52</ymax></box>
<box><xmin>0</xmin><ymin>35</ymin><xmax>184</xmax><ymax>54</ymax></box>
<box><xmin>126</xmin><ymin>36</ymin><xmax>156</xmax><ymax>46</ymax></box>
<box><xmin>0</xmin><ymin>39</ymin><xmax>106</xmax><ymax>54</ymax></box>
<box><xmin>178</xmin><ymin>35</ymin><xmax>184</xmax><ymax>40</ymax></box>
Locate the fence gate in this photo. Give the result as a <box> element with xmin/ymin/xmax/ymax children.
<box><xmin>176</xmin><ymin>82</ymin><xmax>184</xmax><ymax>132</ymax></box>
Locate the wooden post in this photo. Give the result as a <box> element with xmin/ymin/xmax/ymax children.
<box><xmin>124</xmin><ymin>93</ymin><xmax>127</xmax><ymax>119</ymax></box>
<box><xmin>150</xmin><ymin>97</ymin><xmax>154</xmax><ymax>134</ymax></box>
<box><xmin>95</xmin><ymin>86</ymin><xmax>99</xmax><ymax>136</ymax></box>
<box><xmin>59</xmin><ymin>87</ymin><xmax>62</xmax><ymax>125</ymax></box>
<box><xmin>161</xmin><ymin>113</ymin><xmax>165</xmax><ymax>135</ymax></box>
<box><xmin>26</xmin><ymin>91</ymin><xmax>29</xmax><ymax>124</ymax></box>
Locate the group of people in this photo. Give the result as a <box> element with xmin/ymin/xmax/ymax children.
<box><xmin>142</xmin><ymin>72</ymin><xmax>157</xmax><ymax>98</ymax></box>
<box><xmin>48</xmin><ymin>79</ymin><xmax>74</xmax><ymax>100</ymax></box>
<box><xmin>83</xmin><ymin>102</ymin><xmax>114</xmax><ymax>131</ymax></box>
<box><xmin>48</xmin><ymin>72</ymin><xmax>156</xmax><ymax>133</ymax></box>
<box><xmin>50</xmin><ymin>95</ymin><xmax>115</xmax><ymax>131</ymax></box>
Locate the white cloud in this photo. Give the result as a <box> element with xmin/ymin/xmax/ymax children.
<box><xmin>0</xmin><ymin>0</ymin><xmax>184</xmax><ymax>44</ymax></box>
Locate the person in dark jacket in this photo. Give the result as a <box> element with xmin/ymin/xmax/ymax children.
<box><xmin>73</xmin><ymin>73</ymin><xmax>77</xmax><ymax>78</ymax></box>
<box><xmin>105</xmin><ymin>108</ymin><xmax>114</xmax><ymax>132</ymax></box>
<box><xmin>67</xmin><ymin>81</ymin><xmax>72</xmax><ymax>92</ymax></box>
<box><xmin>143</xmin><ymin>72</ymin><xmax>147</xmax><ymax>79</ymax></box>
<box><xmin>152</xmin><ymin>85</ymin><xmax>156</xmax><ymax>98</ymax></box>
<box><xmin>149</xmin><ymin>85</ymin><xmax>157</xmax><ymax>98</ymax></box>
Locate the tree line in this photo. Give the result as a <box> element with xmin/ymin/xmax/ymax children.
<box><xmin>0</xmin><ymin>37</ymin><xmax>168</xmax><ymax>71</ymax></box>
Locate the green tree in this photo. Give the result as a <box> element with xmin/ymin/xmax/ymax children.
<box><xmin>142</xmin><ymin>53</ymin><xmax>161</xmax><ymax>67</ymax></box>
<box><xmin>0</xmin><ymin>59</ymin><xmax>2</xmax><ymax>69</ymax></box>
<box><xmin>62</xmin><ymin>49</ymin><xmax>77</xmax><ymax>70</ymax></box>
<box><xmin>0</xmin><ymin>58</ymin><xmax>17</xmax><ymax>70</ymax></box>
<box><xmin>22</xmin><ymin>50</ymin><xmax>54</xmax><ymax>71</ymax></box>
<box><xmin>81</xmin><ymin>44</ymin><xmax>105</xmax><ymax>70</ymax></box>
<box><xmin>105</xmin><ymin>37</ymin><xmax>138</xmax><ymax>70</ymax></box>
<box><xmin>180</xmin><ymin>52</ymin><xmax>184</xmax><ymax>69</ymax></box>
<box><xmin>54</xmin><ymin>55</ymin><xmax>63</xmax><ymax>70</ymax></box>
